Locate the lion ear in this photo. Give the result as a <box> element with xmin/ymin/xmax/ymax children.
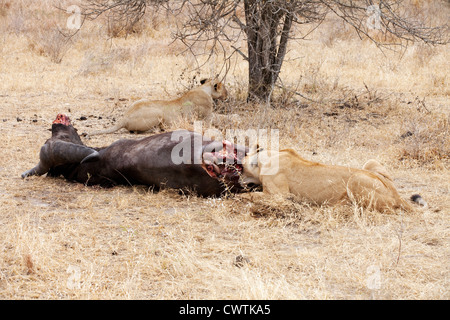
<box><xmin>200</xmin><ymin>78</ymin><xmax>208</xmax><ymax>85</ymax></box>
<box><xmin>249</xmin><ymin>144</ymin><xmax>263</xmax><ymax>154</ymax></box>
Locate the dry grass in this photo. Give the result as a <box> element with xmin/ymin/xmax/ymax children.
<box><xmin>0</xmin><ymin>1</ymin><xmax>449</xmax><ymax>300</ymax></box>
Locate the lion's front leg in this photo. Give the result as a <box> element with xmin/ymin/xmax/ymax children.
<box><xmin>239</xmin><ymin>174</ymin><xmax>290</xmax><ymax>201</ymax></box>
<box><xmin>239</xmin><ymin>191</ymin><xmax>266</xmax><ymax>202</ymax></box>
<box><xmin>260</xmin><ymin>173</ymin><xmax>290</xmax><ymax>195</ymax></box>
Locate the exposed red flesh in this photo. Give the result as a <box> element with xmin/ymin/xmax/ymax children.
<box><xmin>202</xmin><ymin>140</ymin><xmax>243</xmax><ymax>182</ymax></box>
<box><xmin>53</xmin><ymin>114</ymin><xmax>71</xmax><ymax>126</ymax></box>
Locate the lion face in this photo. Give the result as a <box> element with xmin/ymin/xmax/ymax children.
<box><xmin>200</xmin><ymin>79</ymin><xmax>228</xmax><ymax>101</ymax></box>
<box><xmin>212</xmin><ymin>82</ymin><xmax>228</xmax><ymax>100</ymax></box>
<box><xmin>241</xmin><ymin>146</ymin><xmax>262</xmax><ymax>185</ymax></box>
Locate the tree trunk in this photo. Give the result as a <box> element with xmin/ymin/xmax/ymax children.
<box><xmin>244</xmin><ymin>0</ymin><xmax>293</xmax><ymax>103</ymax></box>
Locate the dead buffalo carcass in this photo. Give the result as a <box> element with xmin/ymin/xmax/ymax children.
<box><xmin>22</xmin><ymin>114</ymin><xmax>250</xmax><ymax>196</ymax></box>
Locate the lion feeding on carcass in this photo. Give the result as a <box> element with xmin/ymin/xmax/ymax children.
<box><xmin>241</xmin><ymin>145</ymin><xmax>426</xmax><ymax>212</ymax></box>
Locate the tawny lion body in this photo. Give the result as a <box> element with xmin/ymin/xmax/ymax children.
<box><xmin>242</xmin><ymin>147</ymin><xmax>426</xmax><ymax>212</ymax></box>
<box><xmin>90</xmin><ymin>79</ymin><xmax>227</xmax><ymax>135</ymax></box>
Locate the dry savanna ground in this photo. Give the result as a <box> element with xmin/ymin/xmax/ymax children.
<box><xmin>0</xmin><ymin>1</ymin><xmax>448</xmax><ymax>299</ymax></box>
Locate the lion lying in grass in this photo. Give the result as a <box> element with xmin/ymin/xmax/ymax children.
<box><xmin>241</xmin><ymin>146</ymin><xmax>426</xmax><ymax>212</ymax></box>
<box><xmin>89</xmin><ymin>79</ymin><xmax>228</xmax><ymax>135</ymax></box>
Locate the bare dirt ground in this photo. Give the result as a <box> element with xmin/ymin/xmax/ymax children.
<box><xmin>0</xmin><ymin>1</ymin><xmax>448</xmax><ymax>299</ymax></box>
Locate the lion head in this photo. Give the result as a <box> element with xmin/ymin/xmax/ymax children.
<box><xmin>200</xmin><ymin>78</ymin><xmax>228</xmax><ymax>101</ymax></box>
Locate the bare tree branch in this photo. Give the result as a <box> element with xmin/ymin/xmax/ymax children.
<box><xmin>80</xmin><ymin>0</ymin><xmax>449</xmax><ymax>102</ymax></box>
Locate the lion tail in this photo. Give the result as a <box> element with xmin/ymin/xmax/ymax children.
<box><xmin>89</xmin><ymin>122</ymin><xmax>124</xmax><ymax>136</ymax></box>
<box><xmin>410</xmin><ymin>194</ymin><xmax>428</xmax><ymax>208</ymax></box>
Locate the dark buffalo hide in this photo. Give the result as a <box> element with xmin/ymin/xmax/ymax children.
<box><xmin>22</xmin><ymin>114</ymin><xmax>250</xmax><ymax>197</ymax></box>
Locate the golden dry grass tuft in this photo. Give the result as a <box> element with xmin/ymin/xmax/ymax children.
<box><xmin>0</xmin><ymin>0</ymin><xmax>449</xmax><ymax>299</ymax></box>
<box><xmin>398</xmin><ymin>112</ymin><xmax>449</xmax><ymax>167</ymax></box>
